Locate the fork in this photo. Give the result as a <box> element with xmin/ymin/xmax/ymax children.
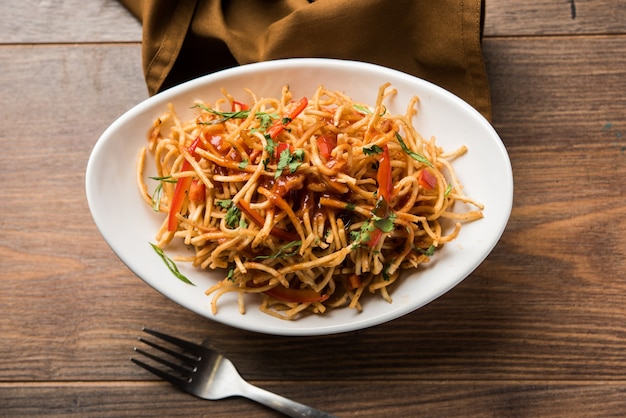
<box><xmin>131</xmin><ymin>328</ymin><xmax>337</xmax><ymax>418</ymax></box>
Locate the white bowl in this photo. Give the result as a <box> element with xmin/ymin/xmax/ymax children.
<box><xmin>86</xmin><ymin>58</ymin><xmax>513</xmax><ymax>336</ymax></box>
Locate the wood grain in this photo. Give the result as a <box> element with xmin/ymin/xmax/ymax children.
<box><xmin>0</xmin><ymin>0</ymin><xmax>141</xmax><ymax>43</ymax></box>
<box><xmin>1</xmin><ymin>0</ymin><xmax>625</xmax><ymax>416</ymax></box>
<box><xmin>1</xmin><ymin>382</ymin><xmax>625</xmax><ymax>417</ymax></box>
<box><xmin>485</xmin><ymin>0</ymin><xmax>626</xmax><ymax>36</ymax></box>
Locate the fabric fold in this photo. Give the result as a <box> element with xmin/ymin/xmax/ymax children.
<box><xmin>120</xmin><ymin>0</ymin><xmax>491</xmax><ymax>120</ymax></box>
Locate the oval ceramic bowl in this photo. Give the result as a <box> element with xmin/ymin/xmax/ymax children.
<box><xmin>86</xmin><ymin>58</ymin><xmax>513</xmax><ymax>336</ymax></box>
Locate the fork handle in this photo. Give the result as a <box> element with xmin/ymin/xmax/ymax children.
<box><xmin>241</xmin><ymin>380</ymin><xmax>337</xmax><ymax>418</ymax></box>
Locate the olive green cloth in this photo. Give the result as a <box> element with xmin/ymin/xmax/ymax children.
<box><xmin>120</xmin><ymin>0</ymin><xmax>491</xmax><ymax>120</ymax></box>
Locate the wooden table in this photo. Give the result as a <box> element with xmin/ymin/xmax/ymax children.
<box><xmin>2</xmin><ymin>1</ymin><xmax>625</xmax><ymax>416</ymax></box>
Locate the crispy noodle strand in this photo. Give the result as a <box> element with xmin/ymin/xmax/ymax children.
<box><xmin>137</xmin><ymin>84</ymin><xmax>483</xmax><ymax>320</ymax></box>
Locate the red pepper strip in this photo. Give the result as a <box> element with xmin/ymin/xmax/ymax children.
<box><xmin>231</xmin><ymin>100</ymin><xmax>249</xmax><ymax>111</ymax></box>
<box><xmin>188</xmin><ymin>179</ymin><xmax>206</xmax><ymax>204</ymax></box>
<box><xmin>267</xmin><ymin>97</ymin><xmax>308</xmax><ymax>139</ymax></box>
<box><xmin>366</xmin><ymin>144</ymin><xmax>393</xmax><ymax>248</ymax></box>
<box><xmin>167</xmin><ymin>137</ymin><xmax>201</xmax><ymax>232</ymax></box>
<box><xmin>265</xmin><ymin>285</ymin><xmax>329</xmax><ymax>303</ymax></box>
<box><xmin>418</xmin><ymin>169</ymin><xmax>437</xmax><ymax>190</ymax></box>
<box><xmin>348</xmin><ymin>274</ymin><xmax>362</xmax><ymax>289</ymax></box>
<box><xmin>236</xmin><ymin>200</ymin><xmax>299</xmax><ymax>242</ymax></box>
<box><xmin>275</xmin><ymin>142</ymin><xmax>290</xmax><ymax>159</ymax></box>
<box><xmin>366</xmin><ymin>228</ymin><xmax>383</xmax><ymax>249</ymax></box>
<box><xmin>316</xmin><ymin>134</ymin><xmax>337</xmax><ymax>159</ymax></box>
<box><xmin>377</xmin><ymin>144</ymin><xmax>393</xmax><ymax>202</ymax></box>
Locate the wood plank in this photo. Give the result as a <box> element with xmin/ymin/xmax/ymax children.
<box><xmin>1</xmin><ymin>382</ymin><xmax>625</xmax><ymax>417</ymax></box>
<box><xmin>0</xmin><ymin>0</ymin><xmax>141</xmax><ymax>43</ymax></box>
<box><xmin>484</xmin><ymin>0</ymin><xmax>626</xmax><ymax>36</ymax></box>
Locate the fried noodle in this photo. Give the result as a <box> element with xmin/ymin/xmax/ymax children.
<box><xmin>137</xmin><ymin>83</ymin><xmax>484</xmax><ymax>320</ymax></box>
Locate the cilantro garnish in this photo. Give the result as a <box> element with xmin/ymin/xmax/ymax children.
<box><xmin>194</xmin><ymin>104</ymin><xmax>278</xmax><ymax>132</ymax></box>
<box><xmin>418</xmin><ymin>245</ymin><xmax>436</xmax><ymax>257</ymax></box>
<box><xmin>226</xmin><ymin>264</ymin><xmax>236</xmax><ymax>282</ymax></box>
<box><xmin>215</xmin><ymin>200</ymin><xmax>245</xmax><ymax>228</ymax></box>
<box><xmin>193</xmin><ymin>104</ymin><xmax>250</xmax><ymax>124</ymax></box>
<box><xmin>225</xmin><ymin>205</ymin><xmax>242</xmax><ymax>228</ymax></box>
<box><xmin>149</xmin><ymin>242</ymin><xmax>195</xmax><ymax>286</ymax></box>
<box><xmin>256</xmin><ymin>112</ymin><xmax>278</xmax><ymax>130</ymax></box>
<box><xmin>149</xmin><ymin>176</ymin><xmax>176</xmax><ymax>212</ymax></box>
<box><xmin>373</xmin><ymin>213</ymin><xmax>397</xmax><ymax>233</ymax></box>
<box><xmin>275</xmin><ymin>148</ymin><xmax>304</xmax><ymax>178</ymax></box>
<box><xmin>394</xmin><ymin>131</ymin><xmax>433</xmax><ymax>167</ymax></box>
<box><xmin>255</xmin><ymin>240</ymin><xmax>302</xmax><ymax>260</ymax></box>
<box><xmin>353</xmin><ymin>104</ymin><xmax>372</xmax><ymax>114</ymax></box>
<box><xmin>363</xmin><ymin>145</ymin><xmax>384</xmax><ymax>155</ymax></box>
<box><xmin>215</xmin><ymin>199</ymin><xmax>232</xmax><ymax>209</ymax></box>
<box><xmin>264</xmin><ymin>137</ymin><xmax>277</xmax><ymax>156</ymax></box>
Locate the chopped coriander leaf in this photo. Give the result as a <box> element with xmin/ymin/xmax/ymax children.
<box><xmin>353</xmin><ymin>104</ymin><xmax>372</xmax><ymax>114</ymax></box>
<box><xmin>289</xmin><ymin>149</ymin><xmax>305</xmax><ymax>172</ymax></box>
<box><xmin>150</xmin><ymin>183</ymin><xmax>163</xmax><ymax>212</ymax></box>
<box><xmin>275</xmin><ymin>147</ymin><xmax>304</xmax><ymax>178</ymax></box>
<box><xmin>363</xmin><ymin>144</ymin><xmax>384</xmax><ymax>155</ymax></box>
<box><xmin>418</xmin><ymin>245</ymin><xmax>436</xmax><ymax>256</ymax></box>
<box><xmin>149</xmin><ymin>242</ymin><xmax>195</xmax><ymax>285</ymax></box>
<box><xmin>345</xmin><ymin>202</ymin><xmax>356</xmax><ymax>211</ymax></box>
<box><xmin>193</xmin><ymin>104</ymin><xmax>250</xmax><ymax>124</ymax></box>
<box><xmin>256</xmin><ymin>112</ymin><xmax>278</xmax><ymax>130</ymax></box>
<box><xmin>358</xmin><ymin>220</ymin><xmax>375</xmax><ymax>243</ymax></box>
<box><xmin>382</xmin><ymin>264</ymin><xmax>392</xmax><ymax>281</ymax></box>
<box><xmin>265</xmin><ymin>137</ymin><xmax>277</xmax><ymax>156</ymax></box>
<box><xmin>149</xmin><ymin>175</ymin><xmax>177</xmax><ymax>183</ymax></box>
<box><xmin>215</xmin><ymin>199</ymin><xmax>232</xmax><ymax>209</ymax></box>
<box><xmin>238</xmin><ymin>159</ymin><xmax>249</xmax><ymax>170</ymax></box>
<box><xmin>255</xmin><ymin>240</ymin><xmax>302</xmax><ymax>260</ymax></box>
<box><xmin>226</xmin><ymin>265</ymin><xmax>236</xmax><ymax>281</ymax></box>
<box><xmin>216</xmin><ymin>199</ymin><xmax>244</xmax><ymax>229</ymax></box>
<box><xmin>225</xmin><ymin>205</ymin><xmax>242</xmax><ymax>228</ymax></box>
<box><xmin>394</xmin><ymin>131</ymin><xmax>433</xmax><ymax>167</ymax></box>
<box><xmin>149</xmin><ymin>176</ymin><xmax>176</xmax><ymax>212</ymax></box>
<box><xmin>373</xmin><ymin>213</ymin><xmax>397</xmax><ymax>233</ymax></box>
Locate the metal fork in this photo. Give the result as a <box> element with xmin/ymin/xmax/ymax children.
<box><xmin>131</xmin><ymin>328</ymin><xmax>337</xmax><ymax>418</ymax></box>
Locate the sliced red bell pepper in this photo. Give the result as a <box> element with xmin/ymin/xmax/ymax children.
<box><xmin>167</xmin><ymin>137</ymin><xmax>202</xmax><ymax>231</ymax></box>
<box><xmin>364</xmin><ymin>144</ymin><xmax>393</xmax><ymax>248</ymax></box>
<box><xmin>316</xmin><ymin>134</ymin><xmax>337</xmax><ymax>159</ymax></box>
<box><xmin>377</xmin><ymin>144</ymin><xmax>392</xmax><ymax>203</ymax></box>
<box><xmin>236</xmin><ymin>200</ymin><xmax>299</xmax><ymax>242</ymax></box>
<box><xmin>267</xmin><ymin>97</ymin><xmax>308</xmax><ymax>139</ymax></box>
<box><xmin>418</xmin><ymin>169</ymin><xmax>437</xmax><ymax>190</ymax></box>
<box><xmin>275</xmin><ymin>142</ymin><xmax>290</xmax><ymax>160</ymax></box>
<box><xmin>265</xmin><ymin>284</ymin><xmax>329</xmax><ymax>303</ymax></box>
<box><xmin>348</xmin><ymin>274</ymin><xmax>362</xmax><ymax>289</ymax></box>
<box><xmin>188</xmin><ymin>179</ymin><xmax>206</xmax><ymax>204</ymax></box>
<box><xmin>231</xmin><ymin>100</ymin><xmax>249</xmax><ymax>111</ymax></box>
<box><xmin>365</xmin><ymin>228</ymin><xmax>381</xmax><ymax>249</ymax></box>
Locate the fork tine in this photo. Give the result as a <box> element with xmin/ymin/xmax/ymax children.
<box><xmin>142</xmin><ymin>328</ymin><xmax>206</xmax><ymax>354</ymax></box>
<box><xmin>132</xmin><ymin>347</ymin><xmax>194</xmax><ymax>375</ymax></box>
<box><xmin>138</xmin><ymin>336</ymin><xmax>199</xmax><ymax>363</ymax></box>
<box><xmin>130</xmin><ymin>356</ymin><xmax>189</xmax><ymax>385</ymax></box>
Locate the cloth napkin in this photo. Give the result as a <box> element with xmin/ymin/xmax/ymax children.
<box><xmin>120</xmin><ymin>0</ymin><xmax>491</xmax><ymax>120</ymax></box>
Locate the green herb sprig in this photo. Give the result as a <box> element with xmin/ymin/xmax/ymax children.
<box><xmin>395</xmin><ymin>131</ymin><xmax>433</xmax><ymax>167</ymax></box>
<box><xmin>149</xmin><ymin>242</ymin><xmax>195</xmax><ymax>285</ymax></box>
